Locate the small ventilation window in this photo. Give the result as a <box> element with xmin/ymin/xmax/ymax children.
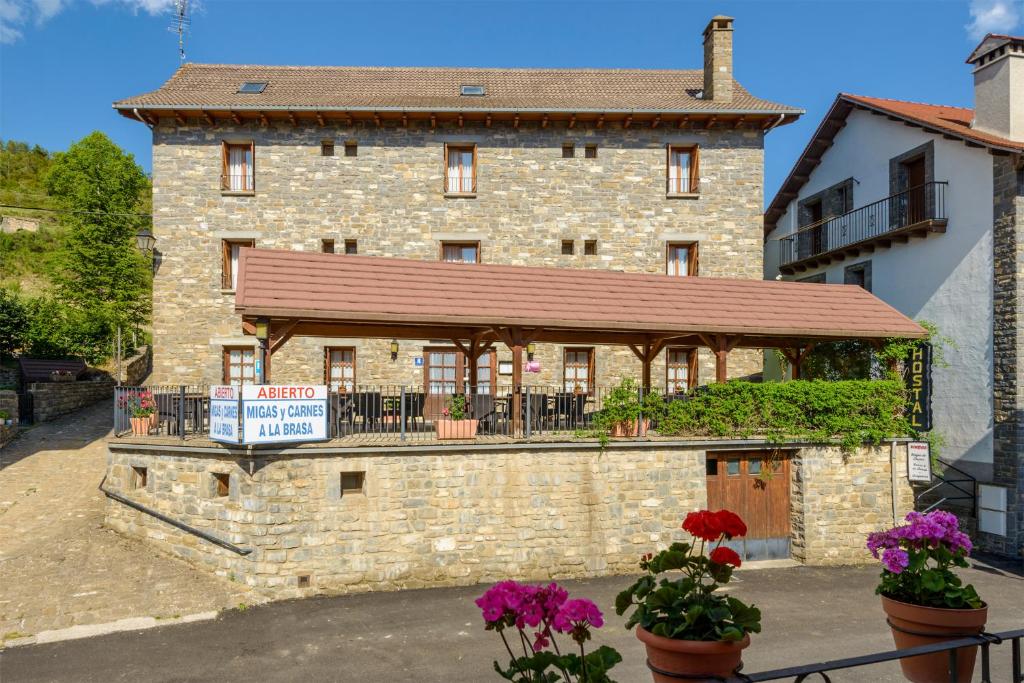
<box><xmin>584</xmin><ymin>239</ymin><xmax>597</xmax><ymax>256</ymax></box>
<box><xmin>561</xmin><ymin>240</ymin><xmax>574</xmax><ymax>256</ymax></box>
<box><xmin>460</xmin><ymin>85</ymin><xmax>485</xmax><ymax>96</ymax></box>
<box><xmin>341</xmin><ymin>471</ymin><xmax>365</xmax><ymax>496</ymax></box>
<box><xmin>321</xmin><ymin>140</ymin><xmax>335</xmax><ymax>157</ymax></box>
<box><xmin>238</xmin><ymin>81</ymin><xmax>268</xmax><ymax>94</ymax></box>
<box><xmin>562</xmin><ymin>143</ymin><xmax>575</xmax><ymax>159</ymax></box>
<box><xmin>344</xmin><ymin>141</ymin><xmax>358</xmax><ymax>157</ymax></box>
<box><xmin>585</xmin><ymin>145</ymin><xmax>598</xmax><ymax>159</ymax></box>
<box><xmin>131</xmin><ymin>466</ymin><xmax>148</xmax><ymax>490</ymax></box>
<box><xmin>344</xmin><ymin>239</ymin><xmax>358</xmax><ymax>255</ymax></box>
<box><xmin>322</xmin><ymin>239</ymin><xmax>335</xmax><ymax>254</ymax></box>
<box><xmin>212</xmin><ymin>472</ymin><xmax>230</xmax><ymax>497</ymax></box>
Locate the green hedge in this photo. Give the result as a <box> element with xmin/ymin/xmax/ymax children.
<box><xmin>656</xmin><ymin>380</ymin><xmax>910</xmax><ymax>450</ymax></box>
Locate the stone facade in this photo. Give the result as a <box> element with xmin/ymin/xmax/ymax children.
<box><xmin>104</xmin><ymin>440</ymin><xmax>913</xmax><ymax>596</ymax></box>
<box><xmin>28</xmin><ymin>379</ymin><xmax>115</xmax><ymax>423</ymax></box>
<box><xmin>986</xmin><ymin>154</ymin><xmax>1024</xmax><ymax>557</ymax></box>
<box><xmin>149</xmin><ymin>120</ymin><xmax>766</xmax><ymax>390</ymax></box>
<box><xmin>791</xmin><ymin>443</ymin><xmax>915</xmax><ymax>565</ymax></box>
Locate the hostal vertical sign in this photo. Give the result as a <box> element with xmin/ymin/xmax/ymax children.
<box><xmin>904</xmin><ymin>342</ymin><xmax>932</xmax><ymax>432</ymax></box>
<box><xmin>209</xmin><ymin>385</ymin><xmax>329</xmax><ymax>445</ymax></box>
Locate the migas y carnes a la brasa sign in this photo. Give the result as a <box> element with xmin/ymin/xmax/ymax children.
<box><xmin>209</xmin><ymin>385</ymin><xmax>329</xmax><ymax>445</ymax></box>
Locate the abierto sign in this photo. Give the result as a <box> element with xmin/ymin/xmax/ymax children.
<box><xmin>241</xmin><ymin>385</ymin><xmax>329</xmax><ymax>444</ymax></box>
<box><xmin>208</xmin><ymin>385</ymin><xmax>329</xmax><ymax>445</ymax></box>
<box><xmin>209</xmin><ymin>385</ymin><xmax>242</xmax><ymax>444</ymax></box>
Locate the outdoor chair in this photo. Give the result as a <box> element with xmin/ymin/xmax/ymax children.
<box><xmin>331</xmin><ymin>393</ymin><xmax>354</xmax><ymax>437</ymax></box>
<box><xmin>470</xmin><ymin>394</ymin><xmax>497</xmax><ymax>433</ymax></box>
<box><xmin>403</xmin><ymin>391</ymin><xmax>425</xmax><ymax>431</ymax></box>
<box><xmin>352</xmin><ymin>392</ymin><xmax>383</xmax><ymax>431</ymax></box>
<box><xmin>553</xmin><ymin>392</ymin><xmax>585</xmax><ymax>429</ymax></box>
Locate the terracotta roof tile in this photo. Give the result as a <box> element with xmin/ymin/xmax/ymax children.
<box><xmin>114</xmin><ymin>63</ymin><xmax>800</xmax><ymax>114</ymax></box>
<box><xmin>234</xmin><ymin>249</ymin><xmax>925</xmax><ymax>341</ymax></box>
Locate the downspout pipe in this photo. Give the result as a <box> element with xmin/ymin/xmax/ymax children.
<box><xmin>132</xmin><ymin>108</ymin><xmax>154</xmax><ymax>130</ymax></box>
<box><xmin>763</xmin><ymin>113</ymin><xmax>786</xmax><ymax>134</ymax></box>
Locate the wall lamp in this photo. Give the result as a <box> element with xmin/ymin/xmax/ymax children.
<box><xmin>254</xmin><ymin>319</ymin><xmax>270</xmax><ymax>342</ymax></box>
<box><xmin>527</xmin><ymin>342</ymin><xmax>536</xmax><ymax>361</ymax></box>
<box><xmin>390</xmin><ymin>339</ymin><xmax>399</xmax><ymax>361</ymax></box>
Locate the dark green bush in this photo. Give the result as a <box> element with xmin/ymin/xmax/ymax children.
<box><xmin>658</xmin><ymin>380</ymin><xmax>910</xmax><ymax>450</ymax></box>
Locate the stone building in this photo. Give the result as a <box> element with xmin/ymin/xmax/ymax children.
<box><xmin>115</xmin><ymin>16</ymin><xmax>800</xmax><ymax>395</ymax></box>
<box><xmin>763</xmin><ymin>33</ymin><xmax>1024</xmax><ymax>558</ymax></box>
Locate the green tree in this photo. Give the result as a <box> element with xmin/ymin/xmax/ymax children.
<box><xmin>0</xmin><ymin>289</ymin><xmax>28</xmax><ymax>359</ymax></box>
<box><xmin>45</xmin><ymin>132</ymin><xmax>151</xmax><ymax>344</ymax></box>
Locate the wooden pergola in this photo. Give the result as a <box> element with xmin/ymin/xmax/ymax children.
<box><xmin>235</xmin><ymin>249</ymin><xmax>926</xmax><ymax>432</ymax></box>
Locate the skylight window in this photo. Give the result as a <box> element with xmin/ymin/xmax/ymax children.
<box><xmin>238</xmin><ymin>81</ymin><xmax>268</xmax><ymax>94</ymax></box>
<box><xmin>460</xmin><ymin>85</ymin><xmax>485</xmax><ymax>96</ymax></box>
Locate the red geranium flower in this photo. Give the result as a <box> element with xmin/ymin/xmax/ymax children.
<box><xmin>682</xmin><ymin>510</ymin><xmax>721</xmax><ymax>541</ymax></box>
<box><xmin>712</xmin><ymin>510</ymin><xmax>748</xmax><ymax>539</ymax></box>
<box><xmin>709</xmin><ymin>546</ymin><xmax>742</xmax><ymax>568</ymax></box>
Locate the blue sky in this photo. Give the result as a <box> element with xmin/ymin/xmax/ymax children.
<box><xmin>1</xmin><ymin>0</ymin><xmax>1021</xmax><ymax>204</ymax></box>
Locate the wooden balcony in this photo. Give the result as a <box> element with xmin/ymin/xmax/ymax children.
<box><xmin>778</xmin><ymin>182</ymin><xmax>948</xmax><ymax>274</ymax></box>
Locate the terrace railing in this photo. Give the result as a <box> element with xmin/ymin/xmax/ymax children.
<box><xmin>113</xmin><ymin>384</ymin><xmax>686</xmax><ymax>442</ymax></box>
<box><xmin>778</xmin><ymin>181</ymin><xmax>948</xmax><ymax>269</ymax></box>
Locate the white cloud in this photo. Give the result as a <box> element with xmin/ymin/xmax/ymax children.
<box><xmin>0</xmin><ymin>0</ymin><xmax>177</xmax><ymax>43</ymax></box>
<box><xmin>966</xmin><ymin>0</ymin><xmax>1023</xmax><ymax>41</ymax></box>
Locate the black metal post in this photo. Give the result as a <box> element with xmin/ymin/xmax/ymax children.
<box><xmin>400</xmin><ymin>386</ymin><xmax>406</xmax><ymax>441</ymax></box>
<box><xmin>178</xmin><ymin>384</ymin><xmax>186</xmax><ymax>441</ymax></box>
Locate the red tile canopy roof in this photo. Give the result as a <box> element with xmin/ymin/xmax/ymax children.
<box><xmin>234</xmin><ymin>249</ymin><xmax>925</xmax><ymax>347</ymax></box>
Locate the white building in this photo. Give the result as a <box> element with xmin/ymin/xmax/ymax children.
<box><xmin>763</xmin><ymin>34</ymin><xmax>1024</xmax><ymax>557</ymax></box>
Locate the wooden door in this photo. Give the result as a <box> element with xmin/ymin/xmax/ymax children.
<box><xmin>903</xmin><ymin>157</ymin><xmax>926</xmax><ymax>225</ymax></box>
<box><xmin>706</xmin><ymin>451</ymin><xmax>791</xmax><ymax>560</ymax></box>
<box><xmin>424</xmin><ymin>347</ymin><xmax>462</xmax><ymax>421</ymax></box>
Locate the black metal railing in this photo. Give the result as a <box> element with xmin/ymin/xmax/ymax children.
<box><xmin>722</xmin><ymin>628</ymin><xmax>1023</xmax><ymax>682</ymax></box>
<box><xmin>779</xmin><ymin>181</ymin><xmax>948</xmax><ymax>266</ymax></box>
<box><xmin>114</xmin><ymin>383</ymin><xmax>689</xmax><ymax>442</ymax></box>
<box><xmin>915</xmin><ymin>457</ymin><xmax>978</xmax><ymax>513</ymax></box>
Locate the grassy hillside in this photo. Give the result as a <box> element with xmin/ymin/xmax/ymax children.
<box><xmin>0</xmin><ymin>140</ymin><xmax>65</xmax><ymax>294</ymax></box>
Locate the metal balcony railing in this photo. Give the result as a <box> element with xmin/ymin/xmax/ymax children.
<box><xmin>779</xmin><ymin>182</ymin><xmax>948</xmax><ymax>269</ymax></box>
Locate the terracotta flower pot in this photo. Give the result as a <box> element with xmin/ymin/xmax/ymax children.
<box><xmin>609</xmin><ymin>418</ymin><xmax>650</xmax><ymax>437</ymax></box>
<box><xmin>149</xmin><ymin>412</ymin><xmax>159</xmax><ymax>428</ymax></box>
<box><xmin>882</xmin><ymin>595</ymin><xmax>988</xmax><ymax>683</ymax></box>
<box><xmin>130</xmin><ymin>416</ymin><xmax>151</xmax><ymax>436</ymax></box>
<box><xmin>636</xmin><ymin>627</ymin><xmax>750</xmax><ymax>683</ymax></box>
<box><xmin>435</xmin><ymin>419</ymin><xmax>478</xmax><ymax>439</ymax></box>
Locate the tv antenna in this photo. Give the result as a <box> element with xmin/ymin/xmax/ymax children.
<box><xmin>169</xmin><ymin>0</ymin><xmax>191</xmax><ymax>64</ymax></box>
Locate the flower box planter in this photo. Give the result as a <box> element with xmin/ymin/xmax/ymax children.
<box><xmin>609</xmin><ymin>418</ymin><xmax>650</xmax><ymax>437</ymax></box>
<box><xmin>130</xmin><ymin>416</ymin><xmax>151</xmax><ymax>436</ymax></box>
<box><xmin>435</xmin><ymin>419</ymin><xmax>478</xmax><ymax>440</ymax></box>
<box><xmin>637</xmin><ymin>628</ymin><xmax>749</xmax><ymax>683</ymax></box>
<box><xmin>881</xmin><ymin>596</ymin><xmax>987</xmax><ymax>683</ymax></box>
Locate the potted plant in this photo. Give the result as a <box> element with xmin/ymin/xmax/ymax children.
<box><xmin>0</xmin><ymin>409</ymin><xmax>12</xmax><ymax>427</ymax></box>
<box><xmin>476</xmin><ymin>580</ymin><xmax>622</xmax><ymax>682</ymax></box>
<box><xmin>119</xmin><ymin>390</ymin><xmax>156</xmax><ymax>436</ymax></box>
<box><xmin>867</xmin><ymin>510</ymin><xmax>984</xmax><ymax>683</ymax></box>
<box><xmin>436</xmin><ymin>394</ymin><xmax>478</xmax><ymax>439</ymax></box>
<box><xmin>616</xmin><ymin>510</ymin><xmax>761</xmax><ymax>683</ymax></box>
<box><xmin>597</xmin><ymin>378</ymin><xmax>665</xmax><ymax>437</ymax></box>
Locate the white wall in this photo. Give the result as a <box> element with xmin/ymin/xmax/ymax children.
<box><xmin>765</xmin><ymin>109</ymin><xmax>994</xmax><ymax>477</ymax></box>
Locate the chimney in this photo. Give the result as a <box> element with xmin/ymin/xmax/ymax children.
<box><xmin>703</xmin><ymin>15</ymin><xmax>734</xmax><ymax>102</ymax></box>
<box><xmin>966</xmin><ymin>34</ymin><xmax>1024</xmax><ymax>141</ymax></box>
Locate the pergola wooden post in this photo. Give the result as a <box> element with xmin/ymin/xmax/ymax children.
<box><xmin>628</xmin><ymin>338</ymin><xmax>668</xmax><ymax>391</ymax></box>
<box><xmin>781</xmin><ymin>343</ymin><xmax>814</xmax><ymax>380</ymax></box>
<box><xmin>451</xmin><ymin>331</ymin><xmax>493</xmax><ymax>394</ymax></box>
<box><xmin>493</xmin><ymin>327</ymin><xmax>538</xmax><ymax>437</ymax></box>
<box><xmin>699</xmin><ymin>334</ymin><xmax>742</xmax><ymax>384</ymax></box>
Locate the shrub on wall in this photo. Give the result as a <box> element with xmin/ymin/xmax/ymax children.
<box><xmin>657</xmin><ymin>380</ymin><xmax>910</xmax><ymax>450</ymax></box>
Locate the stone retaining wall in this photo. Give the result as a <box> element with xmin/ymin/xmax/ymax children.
<box><xmin>120</xmin><ymin>346</ymin><xmax>151</xmax><ymax>386</ymax></box>
<box><xmin>104</xmin><ymin>440</ymin><xmax>914</xmax><ymax>597</ymax></box>
<box><xmin>29</xmin><ymin>379</ymin><xmax>115</xmax><ymax>423</ymax></box>
<box><xmin>0</xmin><ymin>365</ymin><xmax>19</xmax><ymax>391</ymax></box>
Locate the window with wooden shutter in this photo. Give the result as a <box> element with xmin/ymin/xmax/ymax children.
<box><xmin>563</xmin><ymin>348</ymin><xmax>594</xmax><ymax>394</ymax></box>
<box><xmin>441</xmin><ymin>241</ymin><xmax>480</xmax><ymax>263</ymax></box>
<box><xmin>324</xmin><ymin>347</ymin><xmax>356</xmax><ymax>392</ymax></box>
<box><xmin>667</xmin><ymin>145</ymin><xmax>699</xmax><ymax>195</ymax></box>
<box><xmin>222</xmin><ymin>141</ymin><xmax>255</xmax><ymax>192</ymax></box>
<box><xmin>666</xmin><ymin>242</ymin><xmax>699</xmax><ymax>277</ymax></box>
<box><xmin>666</xmin><ymin>347</ymin><xmax>697</xmax><ymax>393</ymax></box>
<box><xmin>444</xmin><ymin>144</ymin><xmax>476</xmax><ymax>194</ymax></box>
<box><xmin>223</xmin><ymin>346</ymin><xmax>256</xmax><ymax>385</ymax></box>
<box><xmin>221</xmin><ymin>239</ymin><xmax>255</xmax><ymax>289</ymax></box>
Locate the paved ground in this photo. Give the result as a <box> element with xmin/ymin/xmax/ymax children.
<box><xmin>2</xmin><ymin>560</ymin><xmax>1022</xmax><ymax>682</ymax></box>
<box><xmin>0</xmin><ymin>402</ymin><xmax>252</xmax><ymax>641</ymax></box>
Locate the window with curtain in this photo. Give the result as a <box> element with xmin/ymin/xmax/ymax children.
<box><xmin>325</xmin><ymin>347</ymin><xmax>356</xmax><ymax>392</ymax></box>
<box><xmin>563</xmin><ymin>349</ymin><xmax>593</xmax><ymax>393</ymax></box>
<box><xmin>441</xmin><ymin>241</ymin><xmax>479</xmax><ymax>263</ymax></box>
<box><xmin>221</xmin><ymin>239</ymin><xmax>254</xmax><ymax>290</ymax></box>
<box><xmin>666</xmin><ymin>348</ymin><xmax>696</xmax><ymax>393</ymax></box>
<box><xmin>666</xmin><ymin>242</ymin><xmax>699</xmax><ymax>277</ymax></box>
<box><xmin>445</xmin><ymin>145</ymin><xmax>476</xmax><ymax>193</ymax></box>
<box><xmin>222</xmin><ymin>142</ymin><xmax>254</xmax><ymax>192</ymax></box>
<box><xmin>223</xmin><ymin>347</ymin><xmax>256</xmax><ymax>385</ymax></box>
<box><xmin>667</xmin><ymin>146</ymin><xmax>698</xmax><ymax>194</ymax></box>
